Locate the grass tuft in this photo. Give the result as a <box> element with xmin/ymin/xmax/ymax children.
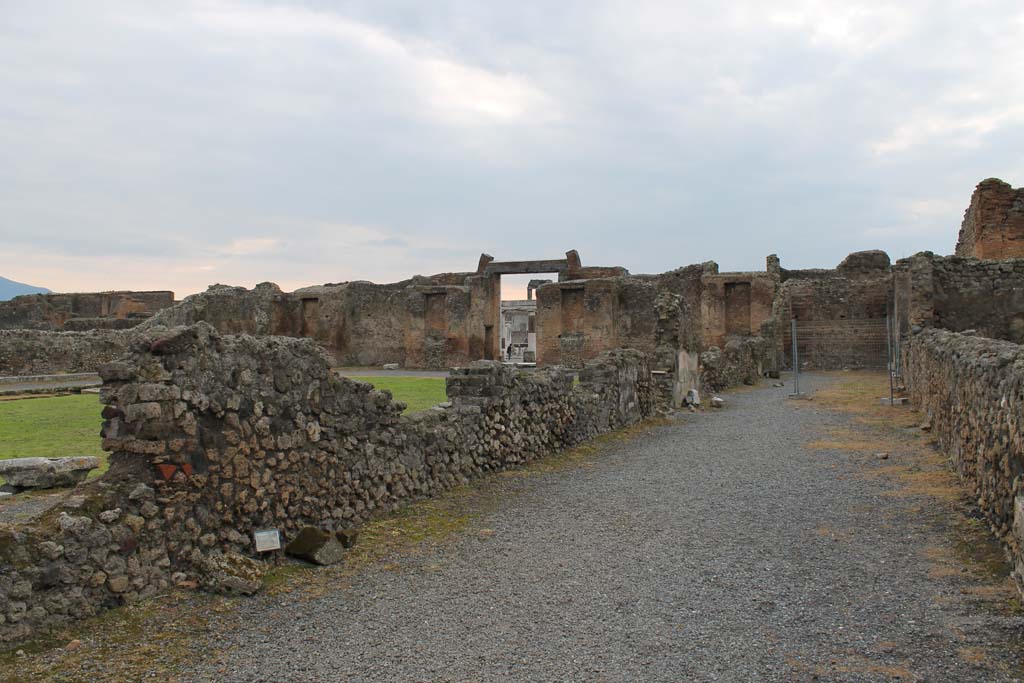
<box><xmin>347</xmin><ymin>376</ymin><xmax>447</xmax><ymax>413</ymax></box>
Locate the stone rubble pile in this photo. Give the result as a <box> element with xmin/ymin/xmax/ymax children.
<box><xmin>699</xmin><ymin>336</ymin><xmax>769</xmax><ymax>394</ymax></box>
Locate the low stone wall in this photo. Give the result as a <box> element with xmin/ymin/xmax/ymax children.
<box><xmin>904</xmin><ymin>329</ymin><xmax>1024</xmax><ymax>592</ymax></box>
<box><xmin>699</xmin><ymin>336</ymin><xmax>769</xmax><ymax>394</ymax></box>
<box><xmin>0</xmin><ymin>323</ymin><xmax>655</xmax><ymax>646</ymax></box>
<box><xmin>0</xmin><ymin>330</ymin><xmax>130</xmax><ymax>376</ymax></box>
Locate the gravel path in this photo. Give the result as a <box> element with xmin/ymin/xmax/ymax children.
<box><xmin>183</xmin><ymin>374</ymin><xmax>1024</xmax><ymax>682</ymax></box>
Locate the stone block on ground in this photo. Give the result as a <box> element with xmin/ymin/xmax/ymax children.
<box><xmin>0</xmin><ymin>457</ymin><xmax>99</xmax><ymax>489</ymax></box>
<box><xmin>711</xmin><ymin>397</ymin><xmax>725</xmax><ymax>408</ymax></box>
<box><xmin>336</xmin><ymin>529</ymin><xmax>359</xmax><ymax>548</ymax></box>
<box><xmin>195</xmin><ymin>552</ymin><xmax>266</xmax><ymax>595</ymax></box>
<box><xmin>286</xmin><ymin>526</ymin><xmax>347</xmax><ymax>566</ymax></box>
<box><xmin>382</xmin><ymin>363</ymin><xmax>400</xmax><ymax>370</ymax></box>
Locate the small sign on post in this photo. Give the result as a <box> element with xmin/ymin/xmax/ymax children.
<box><xmin>253</xmin><ymin>529</ymin><xmax>281</xmax><ymax>553</ymax></box>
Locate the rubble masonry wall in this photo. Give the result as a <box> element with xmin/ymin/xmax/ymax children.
<box><xmin>0</xmin><ymin>323</ymin><xmax>655</xmax><ymax>646</ymax></box>
<box><xmin>904</xmin><ymin>328</ymin><xmax>1024</xmax><ymax>593</ymax></box>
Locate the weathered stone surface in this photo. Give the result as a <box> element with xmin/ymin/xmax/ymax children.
<box><xmin>0</xmin><ymin>457</ymin><xmax>99</xmax><ymax>489</ymax></box>
<box><xmin>0</xmin><ymin>330</ymin><xmax>130</xmax><ymax>376</ymax></box>
<box><xmin>699</xmin><ymin>338</ymin><xmax>768</xmax><ymax>394</ymax></box>
<box><xmin>336</xmin><ymin>529</ymin><xmax>359</xmax><ymax>549</ymax></box>
<box><xmin>894</xmin><ymin>252</ymin><xmax>1024</xmax><ymax>344</ymax></box>
<box><xmin>285</xmin><ymin>527</ymin><xmax>346</xmax><ymax>566</ymax></box>
<box><xmin>193</xmin><ymin>552</ymin><xmax>265</xmax><ymax>595</ymax></box>
<box><xmin>0</xmin><ymin>323</ymin><xmax>657</xmax><ymax>648</ymax></box>
<box><xmin>904</xmin><ymin>329</ymin><xmax>1024</xmax><ymax>593</ymax></box>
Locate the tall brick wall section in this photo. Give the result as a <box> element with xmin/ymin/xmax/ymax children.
<box><xmin>0</xmin><ymin>324</ymin><xmax>655</xmax><ymax>647</ymax></box>
<box><xmin>904</xmin><ymin>329</ymin><xmax>1024</xmax><ymax>594</ymax></box>
<box><xmin>955</xmin><ymin>178</ymin><xmax>1024</xmax><ymax>260</ymax></box>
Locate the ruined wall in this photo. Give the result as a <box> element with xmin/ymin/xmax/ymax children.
<box><xmin>700</xmin><ymin>268</ymin><xmax>777</xmax><ymax>349</ymax></box>
<box><xmin>536</xmin><ymin>277</ymin><xmax>685</xmax><ymax>367</ymax></box>
<box><xmin>698</xmin><ymin>337</ymin><xmax>770</xmax><ymax>394</ymax></box>
<box><xmin>903</xmin><ymin>329</ymin><xmax>1024</xmax><ymax>594</ymax></box>
<box><xmin>955</xmin><ymin>178</ymin><xmax>1024</xmax><ymax>260</ymax></box>
<box><xmin>0</xmin><ymin>330</ymin><xmax>130</xmax><ymax>376</ymax></box>
<box><xmin>143</xmin><ymin>283</ymin><xmax>283</xmax><ymax>336</ymax></box>
<box><xmin>0</xmin><ymin>324</ymin><xmax>655</xmax><ymax>646</ymax></box>
<box><xmin>0</xmin><ymin>291</ymin><xmax>174</xmax><ymax>332</ymax></box>
<box><xmin>143</xmin><ymin>275</ymin><xmax>492</xmax><ymax>370</ymax></box>
<box><xmin>893</xmin><ymin>253</ymin><xmax>1024</xmax><ymax>344</ymax></box>
<box><xmin>772</xmin><ymin>251</ymin><xmax>892</xmax><ymax>369</ymax></box>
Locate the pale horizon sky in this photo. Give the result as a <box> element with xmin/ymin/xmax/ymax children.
<box><xmin>2</xmin><ymin>1</ymin><xmax>1023</xmax><ymax>298</ymax></box>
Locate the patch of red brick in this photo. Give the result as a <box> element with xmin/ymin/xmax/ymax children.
<box><xmin>156</xmin><ymin>464</ymin><xmax>178</xmax><ymax>481</ymax></box>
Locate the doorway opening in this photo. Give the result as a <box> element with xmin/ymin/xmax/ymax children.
<box><xmin>498</xmin><ymin>273</ymin><xmax>556</xmax><ymax>365</ymax></box>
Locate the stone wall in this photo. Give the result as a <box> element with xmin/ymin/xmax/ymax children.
<box><xmin>0</xmin><ymin>291</ymin><xmax>174</xmax><ymax>331</ymax></box>
<box><xmin>0</xmin><ymin>330</ymin><xmax>130</xmax><ymax>376</ymax></box>
<box><xmin>955</xmin><ymin>178</ymin><xmax>1024</xmax><ymax>260</ymax></box>
<box><xmin>893</xmin><ymin>253</ymin><xmax>1024</xmax><ymax>344</ymax></box>
<box><xmin>698</xmin><ymin>336</ymin><xmax>770</xmax><ymax>394</ymax></box>
<box><xmin>903</xmin><ymin>328</ymin><xmax>1024</xmax><ymax>593</ymax></box>
<box><xmin>0</xmin><ymin>324</ymin><xmax>655</xmax><ymax>646</ymax></box>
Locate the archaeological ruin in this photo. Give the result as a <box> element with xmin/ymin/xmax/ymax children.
<box><xmin>1</xmin><ymin>176</ymin><xmax>1024</xmax><ymax>647</ymax></box>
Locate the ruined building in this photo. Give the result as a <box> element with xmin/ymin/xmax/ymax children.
<box><xmin>1</xmin><ymin>178</ymin><xmax>1022</xmax><ymax>398</ymax></box>
<box><xmin>3</xmin><ymin>177</ymin><xmax>1024</xmax><ymax>646</ymax></box>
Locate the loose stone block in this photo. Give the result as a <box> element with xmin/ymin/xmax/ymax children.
<box><xmin>0</xmin><ymin>457</ymin><xmax>99</xmax><ymax>489</ymax></box>
<box><xmin>285</xmin><ymin>527</ymin><xmax>347</xmax><ymax>566</ymax></box>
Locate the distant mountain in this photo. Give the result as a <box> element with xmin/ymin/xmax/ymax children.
<box><xmin>0</xmin><ymin>276</ymin><xmax>50</xmax><ymax>301</ymax></box>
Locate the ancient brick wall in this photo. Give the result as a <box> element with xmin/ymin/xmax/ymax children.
<box><xmin>700</xmin><ymin>270</ymin><xmax>777</xmax><ymax>349</ymax></box>
<box><xmin>904</xmin><ymin>329</ymin><xmax>1024</xmax><ymax>594</ymax></box>
<box><xmin>955</xmin><ymin>178</ymin><xmax>1024</xmax><ymax>259</ymax></box>
<box><xmin>0</xmin><ymin>291</ymin><xmax>174</xmax><ymax>331</ymax></box>
<box><xmin>893</xmin><ymin>253</ymin><xmax>1024</xmax><ymax>344</ymax></box>
<box><xmin>0</xmin><ymin>324</ymin><xmax>655</xmax><ymax>646</ymax></box>
<box><xmin>771</xmin><ymin>251</ymin><xmax>892</xmax><ymax>369</ymax></box>
<box><xmin>0</xmin><ymin>330</ymin><xmax>130</xmax><ymax>375</ymax></box>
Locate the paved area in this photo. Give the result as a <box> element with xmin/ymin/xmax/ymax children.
<box><xmin>0</xmin><ymin>373</ymin><xmax>101</xmax><ymax>396</ymax></box>
<box><xmin>183</xmin><ymin>374</ymin><xmax>1024</xmax><ymax>682</ymax></box>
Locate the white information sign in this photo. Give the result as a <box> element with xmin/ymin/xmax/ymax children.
<box><xmin>253</xmin><ymin>529</ymin><xmax>281</xmax><ymax>553</ymax></box>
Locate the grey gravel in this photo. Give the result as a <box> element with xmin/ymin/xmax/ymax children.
<box><xmin>183</xmin><ymin>374</ymin><xmax>1024</xmax><ymax>682</ymax></box>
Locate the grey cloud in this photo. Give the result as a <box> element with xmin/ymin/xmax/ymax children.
<box><xmin>1</xmin><ymin>1</ymin><xmax>1022</xmax><ymax>294</ymax></box>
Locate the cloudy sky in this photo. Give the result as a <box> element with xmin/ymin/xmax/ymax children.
<box><xmin>2</xmin><ymin>1</ymin><xmax>1023</xmax><ymax>297</ymax></box>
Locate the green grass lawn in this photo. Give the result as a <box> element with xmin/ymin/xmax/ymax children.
<box><xmin>0</xmin><ymin>395</ymin><xmax>107</xmax><ymax>481</ymax></box>
<box><xmin>350</xmin><ymin>376</ymin><xmax>447</xmax><ymax>413</ymax></box>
